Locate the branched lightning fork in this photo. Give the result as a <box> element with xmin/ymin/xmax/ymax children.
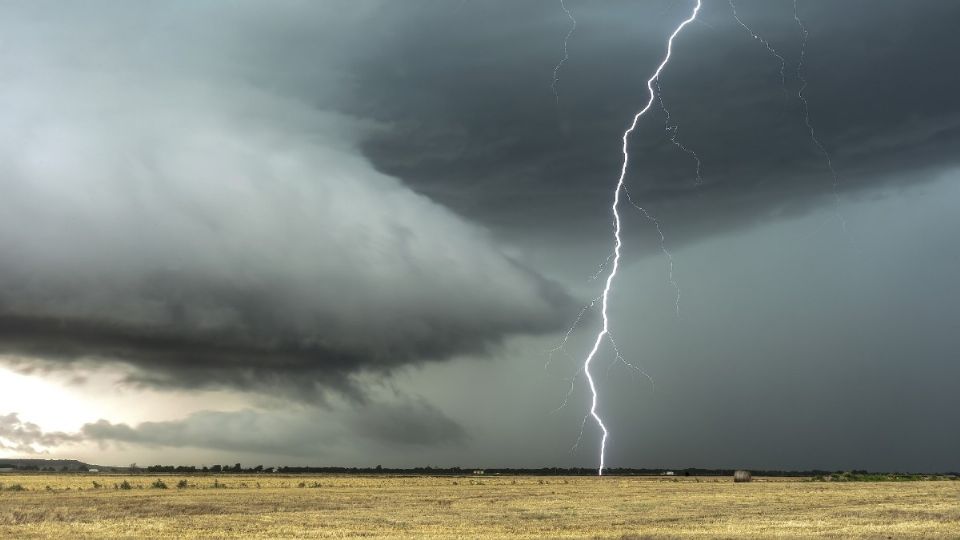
<box><xmin>729</xmin><ymin>0</ymin><xmax>787</xmax><ymax>100</ymax></box>
<box><xmin>546</xmin><ymin>295</ymin><xmax>602</xmax><ymax>372</ymax></box>
<box><xmin>580</xmin><ymin>0</ymin><xmax>701</xmax><ymax>476</ymax></box>
<box><xmin>731</xmin><ymin>1</ymin><xmax>847</xmax><ymax>235</ymax></box>
<box><xmin>793</xmin><ymin>0</ymin><xmax>847</xmax><ymax>235</ymax></box>
<box><xmin>551</xmin><ymin>0</ymin><xmax>577</xmax><ymax>104</ymax></box>
<box><xmin>605</xmin><ymin>334</ymin><xmax>655</xmax><ymax>391</ymax></box>
<box><xmin>655</xmin><ymin>79</ymin><xmax>703</xmax><ymax>187</ymax></box>
<box><xmin>570</xmin><ymin>415</ymin><xmax>589</xmax><ymax>454</ymax></box>
<box><xmin>589</xmin><ymin>253</ymin><xmax>615</xmax><ymax>282</ymax></box>
<box><xmin>622</xmin><ymin>186</ymin><xmax>680</xmax><ymax>317</ymax></box>
<box><xmin>553</xmin><ymin>367</ymin><xmax>584</xmax><ymax>414</ymax></box>
<box><xmin>546</xmin><ymin>295</ymin><xmax>599</xmax><ymax>416</ymax></box>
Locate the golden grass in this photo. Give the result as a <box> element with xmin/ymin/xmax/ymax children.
<box><xmin>1</xmin><ymin>474</ymin><xmax>958</xmax><ymax>538</ymax></box>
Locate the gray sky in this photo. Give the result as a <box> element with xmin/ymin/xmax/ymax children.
<box><xmin>0</xmin><ymin>0</ymin><xmax>958</xmax><ymax>473</ymax></box>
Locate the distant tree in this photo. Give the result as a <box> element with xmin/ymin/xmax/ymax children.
<box><xmin>211</xmin><ymin>465</ymin><xmax>222</xmax><ymax>473</ymax></box>
<box><xmin>233</xmin><ymin>463</ymin><xmax>242</xmax><ymax>472</ymax></box>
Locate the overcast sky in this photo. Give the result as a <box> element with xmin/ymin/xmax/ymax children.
<box><xmin>1</xmin><ymin>0</ymin><xmax>958</xmax><ymax>473</ymax></box>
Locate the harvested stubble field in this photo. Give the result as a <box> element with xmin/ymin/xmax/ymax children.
<box><xmin>1</xmin><ymin>474</ymin><xmax>959</xmax><ymax>538</ymax></box>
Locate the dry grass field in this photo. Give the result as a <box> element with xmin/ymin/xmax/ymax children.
<box><xmin>1</xmin><ymin>473</ymin><xmax>959</xmax><ymax>538</ymax></box>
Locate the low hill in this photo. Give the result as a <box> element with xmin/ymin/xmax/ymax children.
<box><xmin>0</xmin><ymin>458</ymin><xmax>116</xmax><ymax>471</ymax></box>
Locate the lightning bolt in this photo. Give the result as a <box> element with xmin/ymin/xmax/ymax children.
<box><xmin>581</xmin><ymin>0</ymin><xmax>701</xmax><ymax>476</ymax></box>
<box><xmin>546</xmin><ymin>294</ymin><xmax>602</xmax><ymax>373</ymax></box>
<box><xmin>551</xmin><ymin>0</ymin><xmax>576</xmax><ymax>104</ymax></box>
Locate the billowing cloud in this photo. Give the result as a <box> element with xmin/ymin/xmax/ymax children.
<box><xmin>0</xmin><ymin>413</ymin><xmax>83</xmax><ymax>454</ymax></box>
<box><xmin>82</xmin><ymin>399</ymin><xmax>465</xmax><ymax>456</ymax></box>
<box><xmin>1</xmin><ymin>394</ymin><xmax>465</xmax><ymax>458</ymax></box>
<box><xmin>0</xmin><ymin>3</ymin><xmax>573</xmax><ymax>398</ymax></box>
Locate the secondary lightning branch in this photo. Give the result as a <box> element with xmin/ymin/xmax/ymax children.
<box><xmin>729</xmin><ymin>1</ymin><xmax>847</xmax><ymax>235</ymax></box>
<box><xmin>551</xmin><ymin>0</ymin><xmax>577</xmax><ymax>104</ymax></box>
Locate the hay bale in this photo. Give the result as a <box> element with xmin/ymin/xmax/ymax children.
<box><xmin>733</xmin><ymin>470</ymin><xmax>752</xmax><ymax>483</ymax></box>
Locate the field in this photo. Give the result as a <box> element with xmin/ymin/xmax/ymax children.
<box><xmin>1</xmin><ymin>474</ymin><xmax>959</xmax><ymax>538</ymax></box>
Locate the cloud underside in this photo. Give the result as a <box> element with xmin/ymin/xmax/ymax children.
<box><xmin>354</xmin><ymin>1</ymin><xmax>960</xmax><ymax>245</ymax></box>
<box><xmin>82</xmin><ymin>400</ymin><xmax>466</xmax><ymax>455</ymax></box>
<box><xmin>0</xmin><ymin>3</ymin><xmax>573</xmax><ymax>398</ymax></box>
<box><xmin>1</xmin><ymin>400</ymin><xmax>465</xmax><ymax>457</ymax></box>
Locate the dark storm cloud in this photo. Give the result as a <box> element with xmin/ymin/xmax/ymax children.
<box><xmin>349</xmin><ymin>397</ymin><xmax>466</xmax><ymax>446</ymax></box>
<box><xmin>0</xmin><ymin>2</ymin><xmax>575</xmax><ymax>398</ymax></box>
<box><xmin>4</xmin><ymin>1</ymin><xmax>954</xmax><ymax>395</ymax></box>
<box><xmin>81</xmin><ymin>398</ymin><xmax>465</xmax><ymax>455</ymax></box>
<box><xmin>348</xmin><ymin>1</ymin><xmax>960</xmax><ymax>247</ymax></box>
<box><xmin>2</xmin><ymin>1</ymin><xmax>958</xmax><ymax>471</ymax></box>
<box><xmin>0</xmin><ymin>413</ymin><xmax>82</xmax><ymax>454</ymax></box>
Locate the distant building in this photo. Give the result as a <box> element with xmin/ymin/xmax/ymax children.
<box><xmin>87</xmin><ymin>469</ymin><xmax>100</xmax><ymax>473</ymax></box>
<box><xmin>662</xmin><ymin>471</ymin><xmax>675</xmax><ymax>476</ymax></box>
<box><xmin>472</xmin><ymin>470</ymin><xmax>485</xmax><ymax>475</ymax></box>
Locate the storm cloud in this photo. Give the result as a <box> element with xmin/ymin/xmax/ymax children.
<box><xmin>3</xmin><ymin>2</ymin><xmax>957</xmax><ymax>397</ymax></box>
<box><xmin>0</xmin><ymin>394</ymin><xmax>465</xmax><ymax>458</ymax></box>
<box><xmin>351</xmin><ymin>1</ymin><xmax>960</xmax><ymax>248</ymax></box>
<box><xmin>0</xmin><ymin>2</ymin><xmax>573</xmax><ymax>398</ymax></box>
<box><xmin>1</xmin><ymin>2</ymin><xmax>958</xmax><ymax>470</ymax></box>
<box><xmin>81</xmin><ymin>398</ymin><xmax>465</xmax><ymax>456</ymax></box>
